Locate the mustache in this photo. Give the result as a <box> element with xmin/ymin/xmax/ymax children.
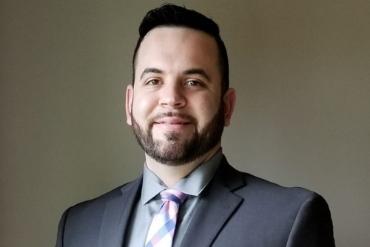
<box><xmin>150</xmin><ymin>112</ymin><xmax>197</xmax><ymax>124</ymax></box>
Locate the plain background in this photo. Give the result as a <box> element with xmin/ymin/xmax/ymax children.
<box><xmin>1</xmin><ymin>0</ymin><xmax>369</xmax><ymax>246</ymax></box>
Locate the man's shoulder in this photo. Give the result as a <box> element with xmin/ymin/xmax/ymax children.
<box><xmin>220</xmin><ymin>161</ymin><xmax>326</xmax><ymax>208</ymax></box>
<box><xmin>241</xmin><ymin>171</ymin><xmax>317</xmax><ymax>197</ymax></box>
<box><xmin>217</xmin><ymin>162</ymin><xmax>332</xmax><ymax>228</ymax></box>
<box><xmin>56</xmin><ymin>178</ymin><xmax>143</xmax><ymax>246</ymax></box>
<box><xmin>64</xmin><ymin>177</ymin><xmax>142</xmax><ymax>216</ymax></box>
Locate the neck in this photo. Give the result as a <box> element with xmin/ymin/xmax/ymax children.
<box><xmin>145</xmin><ymin>144</ymin><xmax>221</xmax><ymax>187</ymax></box>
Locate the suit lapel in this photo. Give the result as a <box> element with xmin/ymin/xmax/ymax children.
<box><xmin>98</xmin><ymin>177</ymin><xmax>142</xmax><ymax>247</ymax></box>
<box><xmin>180</xmin><ymin>159</ymin><xmax>245</xmax><ymax>247</ymax></box>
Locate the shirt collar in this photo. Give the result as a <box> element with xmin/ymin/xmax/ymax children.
<box><xmin>140</xmin><ymin>149</ymin><xmax>223</xmax><ymax>205</ymax></box>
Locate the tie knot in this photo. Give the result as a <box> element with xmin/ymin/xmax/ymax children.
<box><xmin>160</xmin><ymin>189</ymin><xmax>187</xmax><ymax>205</ymax></box>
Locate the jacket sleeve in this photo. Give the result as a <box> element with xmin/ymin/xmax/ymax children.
<box><xmin>286</xmin><ymin>193</ymin><xmax>335</xmax><ymax>247</ymax></box>
<box><xmin>55</xmin><ymin>208</ymin><xmax>69</xmax><ymax>247</ymax></box>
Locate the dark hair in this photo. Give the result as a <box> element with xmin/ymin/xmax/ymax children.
<box><xmin>132</xmin><ymin>4</ymin><xmax>229</xmax><ymax>94</ymax></box>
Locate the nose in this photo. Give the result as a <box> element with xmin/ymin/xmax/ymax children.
<box><xmin>159</xmin><ymin>81</ymin><xmax>186</xmax><ymax>108</ymax></box>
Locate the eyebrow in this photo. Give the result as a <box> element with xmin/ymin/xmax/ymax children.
<box><xmin>140</xmin><ymin>68</ymin><xmax>163</xmax><ymax>80</ymax></box>
<box><xmin>139</xmin><ymin>67</ymin><xmax>211</xmax><ymax>81</ymax></box>
<box><xmin>183</xmin><ymin>68</ymin><xmax>210</xmax><ymax>81</ymax></box>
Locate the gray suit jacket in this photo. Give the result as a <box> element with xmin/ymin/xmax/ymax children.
<box><xmin>56</xmin><ymin>158</ymin><xmax>335</xmax><ymax>247</ymax></box>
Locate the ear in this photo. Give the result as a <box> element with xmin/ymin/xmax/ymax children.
<box><xmin>223</xmin><ymin>88</ymin><xmax>236</xmax><ymax>126</ymax></box>
<box><xmin>125</xmin><ymin>84</ymin><xmax>134</xmax><ymax>126</ymax></box>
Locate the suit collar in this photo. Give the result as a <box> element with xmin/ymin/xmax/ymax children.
<box><xmin>180</xmin><ymin>157</ymin><xmax>246</xmax><ymax>247</ymax></box>
<box><xmin>98</xmin><ymin>177</ymin><xmax>142</xmax><ymax>247</ymax></box>
<box><xmin>216</xmin><ymin>156</ymin><xmax>246</xmax><ymax>191</ymax></box>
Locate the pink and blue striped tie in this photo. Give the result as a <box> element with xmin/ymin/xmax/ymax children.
<box><xmin>145</xmin><ymin>189</ymin><xmax>187</xmax><ymax>247</ymax></box>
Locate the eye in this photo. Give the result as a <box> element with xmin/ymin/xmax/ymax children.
<box><xmin>145</xmin><ymin>78</ymin><xmax>161</xmax><ymax>86</ymax></box>
<box><xmin>185</xmin><ymin>79</ymin><xmax>202</xmax><ymax>87</ymax></box>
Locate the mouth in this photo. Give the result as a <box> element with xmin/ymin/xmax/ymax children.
<box><xmin>152</xmin><ymin>114</ymin><xmax>194</xmax><ymax>132</ymax></box>
<box><xmin>154</xmin><ymin>117</ymin><xmax>191</xmax><ymax>125</ymax></box>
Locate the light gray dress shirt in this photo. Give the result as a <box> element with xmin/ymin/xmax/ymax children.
<box><xmin>126</xmin><ymin>150</ymin><xmax>222</xmax><ymax>247</ymax></box>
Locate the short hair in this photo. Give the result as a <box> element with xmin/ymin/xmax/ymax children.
<box><xmin>132</xmin><ymin>4</ymin><xmax>229</xmax><ymax>94</ymax></box>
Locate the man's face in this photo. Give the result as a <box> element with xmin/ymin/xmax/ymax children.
<box><xmin>126</xmin><ymin>26</ymin><xmax>235</xmax><ymax>165</ymax></box>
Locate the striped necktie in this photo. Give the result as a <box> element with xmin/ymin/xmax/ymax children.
<box><xmin>145</xmin><ymin>189</ymin><xmax>188</xmax><ymax>247</ymax></box>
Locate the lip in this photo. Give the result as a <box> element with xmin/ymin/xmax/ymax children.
<box><xmin>154</xmin><ymin>117</ymin><xmax>191</xmax><ymax>125</ymax></box>
<box><xmin>152</xmin><ymin>117</ymin><xmax>193</xmax><ymax>133</ymax></box>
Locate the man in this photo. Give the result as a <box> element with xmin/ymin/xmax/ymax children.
<box><xmin>56</xmin><ymin>4</ymin><xmax>335</xmax><ymax>247</ymax></box>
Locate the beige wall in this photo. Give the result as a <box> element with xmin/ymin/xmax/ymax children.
<box><xmin>1</xmin><ymin>0</ymin><xmax>369</xmax><ymax>246</ymax></box>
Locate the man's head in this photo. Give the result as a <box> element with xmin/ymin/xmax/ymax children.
<box><xmin>132</xmin><ymin>4</ymin><xmax>229</xmax><ymax>95</ymax></box>
<box><xmin>126</xmin><ymin>4</ymin><xmax>235</xmax><ymax>166</ymax></box>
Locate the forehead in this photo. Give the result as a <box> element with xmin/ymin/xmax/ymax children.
<box><xmin>139</xmin><ymin>26</ymin><xmax>217</xmax><ymax>49</ymax></box>
<box><xmin>135</xmin><ymin>26</ymin><xmax>220</xmax><ymax>79</ymax></box>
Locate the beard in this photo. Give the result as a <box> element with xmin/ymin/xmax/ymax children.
<box><xmin>130</xmin><ymin>104</ymin><xmax>225</xmax><ymax>166</ymax></box>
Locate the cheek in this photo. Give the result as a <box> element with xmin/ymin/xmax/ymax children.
<box><xmin>132</xmin><ymin>94</ymin><xmax>156</xmax><ymax>120</ymax></box>
<box><xmin>192</xmin><ymin>97</ymin><xmax>220</xmax><ymax>125</ymax></box>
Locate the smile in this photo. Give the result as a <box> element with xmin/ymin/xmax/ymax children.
<box><xmin>154</xmin><ymin>117</ymin><xmax>191</xmax><ymax>125</ymax></box>
<box><xmin>152</xmin><ymin>117</ymin><xmax>193</xmax><ymax>132</ymax></box>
